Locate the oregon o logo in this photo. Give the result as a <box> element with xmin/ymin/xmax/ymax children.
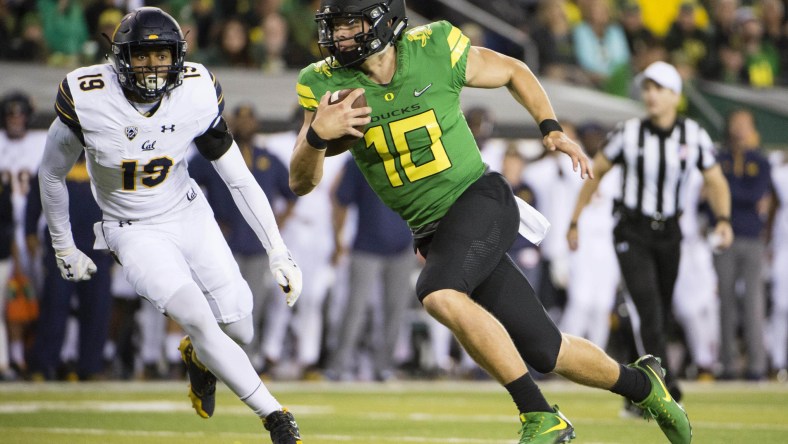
<box><xmin>384</xmin><ymin>92</ymin><xmax>395</xmax><ymax>101</ymax></box>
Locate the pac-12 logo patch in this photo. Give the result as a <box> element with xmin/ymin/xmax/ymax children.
<box><xmin>125</xmin><ymin>126</ymin><xmax>139</xmax><ymax>141</ymax></box>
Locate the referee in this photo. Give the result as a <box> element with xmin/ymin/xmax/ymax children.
<box><xmin>567</xmin><ymin>61</ymin><xmax>733</xmax><ymax>401</ymax></box>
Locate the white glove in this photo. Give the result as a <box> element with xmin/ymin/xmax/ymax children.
<box><xmin>55</xmin><ymin>247</ymin><xmax>97</xmax><ymax>282</ymax></box>
<box><xmin>268</xmin><ymin>247</ymin><xmax>302</xmax><ymax>307</ymax></box>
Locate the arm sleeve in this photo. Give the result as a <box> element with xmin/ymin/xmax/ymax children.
<box><xmin>39</xmin><ymin>119</ymin><xmax>85</xmax><ymax>251</ymax></box>
<box><xmin>211</xmin><ymin>141</ymin><xmax>286</xmax><ymax>252</ymax></box>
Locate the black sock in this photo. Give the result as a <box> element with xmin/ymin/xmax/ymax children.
<box><xmin>610</xmin><ymin>364</ymin><xmax>651</xmax><ymax>403</ymax></box>
<box><xmin>505</xmin><ymin>373</ymin><xmax>553</xmax><ymax>414</ymax></box>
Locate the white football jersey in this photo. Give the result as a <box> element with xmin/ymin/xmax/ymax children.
<box><xmin>60</xmin><ymin>62</ymin><xmax>221</xmax><ymax>220</ymax></box>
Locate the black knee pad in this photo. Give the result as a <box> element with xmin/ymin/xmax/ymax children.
<box><xmin>472</xmin><ymin>254</ymin><xmax>562</xmax><ymax>373</ymax></box>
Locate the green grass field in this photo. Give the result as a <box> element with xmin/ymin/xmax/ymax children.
<box><xmin>1</xmin><ymin>380</ymin><xmax>786</xmax><ymax>443</ymax></box>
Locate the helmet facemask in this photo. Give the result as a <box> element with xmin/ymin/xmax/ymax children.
<box><xmin>112</xmin><ymin>40</ymin><xmax>186</xmax><ymax>101</ymax></box>
<box><xmin>316</xmin><ymin>1</ymin><xmax>407</xmax><ymax>68</ymax></box>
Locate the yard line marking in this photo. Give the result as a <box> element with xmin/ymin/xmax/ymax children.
<box><xmin>0</xmin><ymin>427</ymin><xmax>616</xmax><ymax>443</ymax></box>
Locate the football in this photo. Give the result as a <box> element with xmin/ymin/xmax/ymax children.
<box><xmin>325</xmin><ymin>88</ymin><xmax>368</xmax><ymax>157</ymax></box>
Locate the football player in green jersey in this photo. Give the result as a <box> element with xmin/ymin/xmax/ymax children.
<box><xmin>290</xmin><ymin>1</ymin><xmax>692</xmax><ymax>443</ymax></box>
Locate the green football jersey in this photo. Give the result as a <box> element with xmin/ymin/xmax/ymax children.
<box><xmin>296</xmin><ymin>21</ymin><xmax>485</xmax><ymax>228</ymax></box>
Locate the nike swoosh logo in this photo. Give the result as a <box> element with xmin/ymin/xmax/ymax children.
<box><xmin>541</xmin><ymin>416</ymin><xmax>568</xmax><ymax>435</ymax></box>
<box><xmin>414</xmin><ymin>83</ymin><xmax>432</xmax><ymax>97</ymax></box>
<box><xmin>645</xmin><ymin>365</ymin><xmax>673</xmax><ymax>402</ymax></box>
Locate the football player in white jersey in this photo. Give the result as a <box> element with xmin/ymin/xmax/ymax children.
<box><xmin>38</xmin><ymin>8</ymin><xmax>303</xmax><ymax>443</ymax></box>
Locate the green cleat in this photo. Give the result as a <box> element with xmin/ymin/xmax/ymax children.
<box><xmin>179</xmin><ymin>336</ymin><xmax>217</xmax><ymax>419</ymax></box>
<box><xmin>630</xmin><ymin>355</ymin><xmax>692</xmax><ymax>444</ymax></box>
<box><xmin>518</xmin><ymin>405</ymin><xmax>576</xmax><ymax>443</ymax></box>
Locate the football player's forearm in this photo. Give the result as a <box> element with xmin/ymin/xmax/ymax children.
<box><xmin>289</xmin><ymin>137</ymin><xmax>325</xmax><ymax>196</ymax></box>
<box><xmin>212</xmin><ymin>144</ymin><xmax>286</xmax><ymax>252</ymax></box>
<box><xmin>507</xmin><ymin>64</ymin><xmax>558</xmax><ymax>125</ymax></box>
<box><xmin>40</xmin><ymin>119</ymin><xmax>82</xmax><ymax>251</ymax></box>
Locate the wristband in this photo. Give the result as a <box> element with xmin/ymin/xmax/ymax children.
<box><xmin>306</xmin><ymin>125</ymin><xmax>326</xmax><ymax>150</ymax></box>
<box><xmin>716</xmin><ymin>216</ymin><xmax>731</xmax><ymax>224</ymax></box>
<box><xmin>539</xmin><ymin>119</ymin><xmax>563</xmax><ymax>137</ymax></box>
<box><xmin>569</xmin><ymin>221</ymin><xmax>578</xmax><ymax>229</ymax></box>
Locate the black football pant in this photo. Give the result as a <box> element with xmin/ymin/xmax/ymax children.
<box><xmin>613</xmin><ymin>216</ymin><xmax>682</xmax><ymax>395</ymax></box>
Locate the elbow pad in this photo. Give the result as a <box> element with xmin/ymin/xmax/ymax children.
<box><xmin>194</xmin><ymin>116</ymin><xmax>233</xmax><ymax>161</ymax></box>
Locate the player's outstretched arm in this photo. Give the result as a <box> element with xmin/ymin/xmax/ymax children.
<box><xmin>465</xmin><ymin>46</ymin><xmax>592</xmax><ymax>179</ymax></box>
<box><xmin>210</xmin><ymin>139</ymin><xmax>303</xmax><ymax>306</ymax></box>
<box><xmin>39</xmin><ymin>119</ymin><xmax>97</xmax><ymax>281</ymax></box>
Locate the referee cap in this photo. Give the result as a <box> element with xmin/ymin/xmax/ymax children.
<box><xmin>637</xmin><ymin>61</ymin><xmax>682</xmax><ymax>95</ymax></box>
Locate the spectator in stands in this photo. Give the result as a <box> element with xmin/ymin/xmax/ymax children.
<box><xmin>37</xmin><ymin>0</ymin><xmax>89</xmax><ymax>67</ymax></box>
<box><xmin>188</xmin><ymin>0</ymin><xmax>217</xmax><ymax>53</ymax></box>
<box><xmin>530</xmin><ymin>0</ymin><xmax>592</xmax><ymax>86</ymax></box>
<box><xmin>736</xmin><ymin>6</ymin><xmax>780</xmax><ymax>88</ymax></box>
<box><xmin>83</xmin><ymin>0</ymin><xmax>124</xmax><ymax>39</ymax></box>
<box><xmin>180</xmin><ymin>20</ymin><xmax>208</xmax><ymax>64</ymax></box>
<box><xmin>709</xmin><ymin>0</ymin><xmax>740</xmax><ymax>49</ymax></box>
<box><xmin>572</xmin><ymin>0</ymin><xmax>631</xmax><ymax>92</ymax></box>
<box><xmin>87</xmin><ymin>9</ymin><xmax>124</xmax><ymax>64</ymax></box>
<box><xmin>715</xmin><ymin>108</ymin><xmax>772</xmax><ymax>380</ymax></box>
<box><xmin>4</xmin><ymin>13</ymin><xmax>47</xmax><ymax>62</ymax></box>
<box><xmin>758</xmin><ymin>0</ymin><xmax>788</xmax><ymax>85</ymax></box>
<box><xmin>717</xmin><ymin>41</ymin><xmax>747</xmax><ymax>83</ymax></box>
<box><xmin>279</xmin><ymin>0</ymin><xmax>321</xmax><ymax>69</ymax></box>
<box><xmin>203</xmin><ymin>17</ymin><xmax>260</xmax><ymax>67</ymax></box>
<box><xmin>665</xmin><ymin>1</ymin><xmax>715</xmax><ymax>78</ymax></box>
<box><xmin>259</xmin><ymin>10</ymin><xmax>288</xmax><ymax>72</ymax></box>
<box><xmin>619</xmin><ymin>0</ymin><xmax>655</xmax><ymax>57</ymax></box>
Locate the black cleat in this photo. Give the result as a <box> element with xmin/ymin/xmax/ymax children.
<box><xmin>178</xmin><ymin>336</ymin><xmax>217</xmax><ymax>418</ymax></box>
<box><xmin>263</xmin><ymin>408</ymin><xmax>303</xmax><ymax>444</ymax></box>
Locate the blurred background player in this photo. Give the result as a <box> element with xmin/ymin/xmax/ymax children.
<box><xmin>671</xmin><ymin>167</ymin><xmax>720</xmax><ymax>381</ymax></box>
<box><xmin>563</xmin><ymin>122</ymin><xmax>621</xmax><ymax>350</ymax></box>
<box><xmin>326</xmin><ymin>157</ymin><xmax>418</xmax><ymax>381</ymax></box>
<box><xmin>0</xmin><ymin>90</ymin><xmax>46</xmax><ymax>378</ymax></box>
<box><xmin>714</xmin><ymin>108</ymin><xmax>772</xmax><ymax>380</ymax></box>
<box><xmin>26</xmin><ymin>153</ymin><xmax>114</xmax><ymax>381</ymax></box>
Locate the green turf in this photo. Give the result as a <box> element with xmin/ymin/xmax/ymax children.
<box><xmin>1</xmin><ymin>380</ymin><xmax>786</xmax><ymax>443</ymax></box>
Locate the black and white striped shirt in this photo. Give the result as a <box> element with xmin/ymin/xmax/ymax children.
<box><xmin>603</xmin><ymin>117</ymin><xmax>717</xmax><ymax>219</ymax></box>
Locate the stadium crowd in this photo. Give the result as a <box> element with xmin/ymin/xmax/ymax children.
<box><xmin>0</xmin><ymin>0</ymin><xmax>786</xmax><ymax>88</ymax></box>
<box><xmin>0</xmin><ymin>0</ymin><xmax>786</xmax><ymax>389</ymax></box>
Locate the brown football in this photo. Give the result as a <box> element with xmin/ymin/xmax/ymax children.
<box><xmin>325</xmin><ymin>88</ymin><xmax>368</xmax><ymax>157</ymax></box>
